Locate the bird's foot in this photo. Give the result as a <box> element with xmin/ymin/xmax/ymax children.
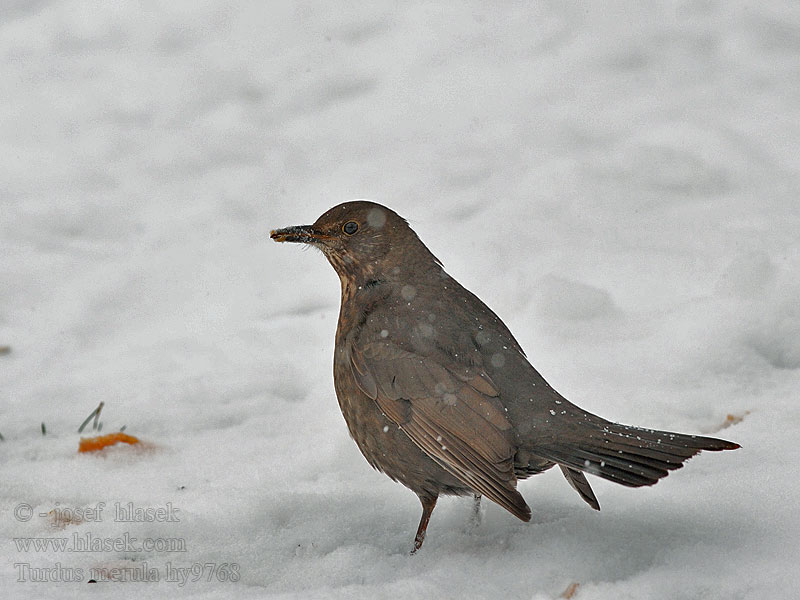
<box><xmin>469</xmin><ymin>494</ymin><xmax>482</xmax><ymax>529</ymax></box>
<box><xmin>410</xmin><ymin>495</ymin><xmax>437</xmax><ymax>555</ymax></box>
<box><xmin>410</xmin><ymin>532</ymin><xmax>425</xmax><ymax>555</ymax></box>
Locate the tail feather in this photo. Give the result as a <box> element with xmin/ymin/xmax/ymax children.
<box><xmin>542</xmin><ymin>419</ymin><xmax>739</xmax><ymax>489</ymax></box>
<box><xmin>560</xmin><ymin>466</ymin><xmax>600</xmax><ymax>510</ymax></box>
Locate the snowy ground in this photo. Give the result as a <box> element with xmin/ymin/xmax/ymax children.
<box><xmin>2</xmin><ymin>1</ymin><xmax>800</xmax><ymax>598</ymax></box>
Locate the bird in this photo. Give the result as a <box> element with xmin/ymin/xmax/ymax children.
<box><xmin>270</xmin><ymin>200</ymin><xmax>739</xmax><ymax>553</ymax></box>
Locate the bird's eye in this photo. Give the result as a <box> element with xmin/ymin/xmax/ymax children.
<box><xmin>343</xmin><ymin>221</ymin><xmax>359</xmax><ymax>235</ymax></box>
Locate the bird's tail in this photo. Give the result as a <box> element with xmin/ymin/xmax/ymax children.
<box><xmin>538</xmin><ymin>416</ymin><xmax>739</xmax><ymax>490</ymax></box>
<box><xmin>560</xmin><ymin>465</ymin><xmax>600</xmax><ymax>510</ymax></box>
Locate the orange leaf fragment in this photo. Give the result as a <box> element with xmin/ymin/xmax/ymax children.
<box><xmin>79</xmin><ymin>432</ymin><xmax>141</xmax><ymax>453</ymax></box>
<box><xmin>560</xmin><ymin>582</ymin><xmax>580</xmax><ymax>599</ymax></box>
<box><xmin>717</xmin><ymin>410</ymin><xmax>750</xmax><ymax>431</ymax></box>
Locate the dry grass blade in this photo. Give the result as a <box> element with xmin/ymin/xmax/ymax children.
<box><xmin>78</xmin><ymin>402</ymin><xmax>105</xmax><ymax>433</ymax></box>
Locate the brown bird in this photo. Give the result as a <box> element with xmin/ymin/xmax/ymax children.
<box><xmin>270</xmin><ymin>201</ymin><xmax>739</xmax><ymax>553</ymax></box>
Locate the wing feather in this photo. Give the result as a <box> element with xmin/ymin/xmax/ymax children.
<box><xmin>350</xmin><ymin>340</ymin><xmax>530</xmax><ymax>521</ymax></box>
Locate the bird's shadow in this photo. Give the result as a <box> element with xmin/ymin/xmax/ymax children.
<box><xmin>259</xmin><ymin>486</ymin><xmax>752</xmax><ymax>578</ymax></box>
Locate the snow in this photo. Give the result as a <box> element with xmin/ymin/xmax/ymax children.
<box><xmin>2</xmin><ymin>1</ymin><xmax>799</xmax><ymax>598</ymax></box>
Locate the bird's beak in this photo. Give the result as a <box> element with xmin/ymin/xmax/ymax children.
<box><xmin>270</xmin><ymin>225</ymin><xmax>332</xmax><ymax>244</ymax></box>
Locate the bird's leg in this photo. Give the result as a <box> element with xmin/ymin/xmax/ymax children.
<box><xmin>470</xmin><ymin>494</ymin><xmax>482</xmax><ymax>528</ymax></box>
<box><xmin>411</xmin><ymin>495</ymin><xmax>437</xmax><ymax>554</ymax></box>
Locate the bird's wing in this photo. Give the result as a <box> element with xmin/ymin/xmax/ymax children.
<box><xmin>349</xmin><ymin>337</ymin><xmax>531</xmax><ymax>521</ymax></box>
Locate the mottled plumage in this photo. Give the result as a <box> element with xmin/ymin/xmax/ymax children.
<box><xmin>271</xmin><ymin>201</ymin><xmax>739</xmax><ymax>552</ymax></box>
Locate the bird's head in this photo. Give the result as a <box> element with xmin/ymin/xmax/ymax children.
<box><xmin>271</xmin><ymin>201</ymin><xmax>441</xmax><ymax>285</ymax></box>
